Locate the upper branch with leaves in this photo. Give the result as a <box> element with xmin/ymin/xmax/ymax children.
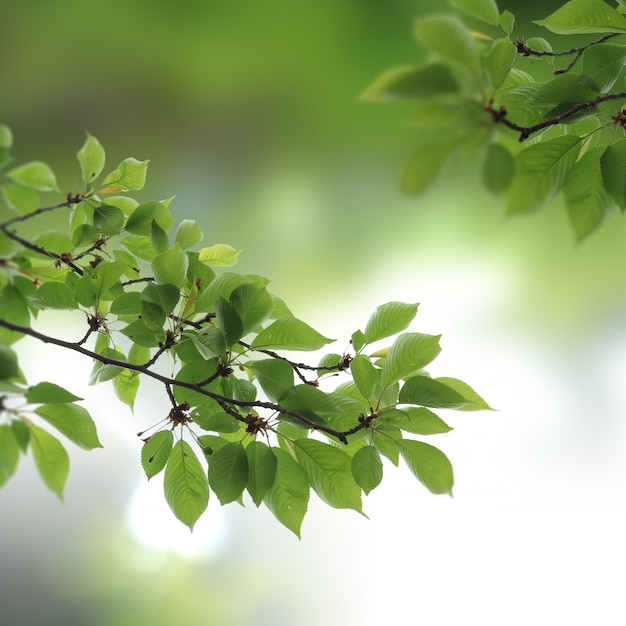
<box><xmin>363</xmin><ymin>0</ymin><xmax>626</xmax><ymax>241</ymax></box>
<box><xmin>0</xmin><ymin>128</ymin><xmax>488</xmax><ymax>536</ymax></box>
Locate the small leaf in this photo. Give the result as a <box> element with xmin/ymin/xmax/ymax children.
<box><xmin>351</xmin><ymin>446</ymin><xmax>383</xmax><ymax>495</ymax></box>
<box><xmin>141</xmin><ymin>430</ymin><xmax>173</xmax><ymax>479</ymax></box>
<box><xmin>0</xmin><ymin>124</ymin><xmax>13</xmax><ymax>149</ymax></box>
<box><xmin>364</xmin><ymin>301</ymin><xmax>419</xmax><ymax>344</ymax></box>
<box><xmin>246</xmin><ymin>441</ymin><xmax>277</xmax><ymax>507</ymax></box>
<box><xmin>350</xmin><ymin>354</ymin><xmax>378</xmax><ymax>401</ymax></box>
<box><xmin>25</xmin><ymin>382</ymin><xmax>82</xmax><ymax>404</ymax></box>
<box><xmin>399</xmin><ymin>438</ymin><xmax>454</xmax><ymax>495</ymax></box>
<box><xmin>175</xmin><ymin>219</ymin><xmax>204</xmax><ymax>249</ymax></box>
<box><xmin>8</xmin><ymin>161</ymin><xmax>59</xmax><ymax>192</ymax></box>
<box><xmin>94</xmin><ymin>205</ymin><xmax>125</xmax><ymax>236</ymax></box>
<box><xmin>483</xmin><ymin>143</ymin><xmax>515</xmax><ymax>194</ymax></box>
<box><xmin>151</xmin><ymin>243</ymin><xmax>189</xmax><ymax>286</ymax></box>
<box><xmin>198</xmin><ymin>243</ymin><xmax>240</xmax><ymax>266</ymax></box>
<box><xmin>77</xmin><ymin>133</ymin><xmax>105</xmax><ymax>182</ymax></box>
<box><xmin>101</xmin><ymin>157</ymin><xmax>149</xmax><ymax>191</ymax></box>
<box><xmin>113</xmin><ymin>369</ymin><xmax>140</xmax><ymax>411</ymax></box>
<box><xmin>208</xmin><ymin>441</ymin><xmax>249</xmax><ymax>504</ymax></box>
<box><xmin>164</xmin><ymin>440</ymin><xmax>209</xmax><ymax>530</ymax></box>
<box><xmin>29</xmin><ymin>424</ymin><xmax>70</xmax><ymax>500</ymax></box>
<box><xmin>215</xmin><ymin>296</ymin><xmax>243</xmax><ymax>346</ymax></box>
<box><xmin>534</xmin><ymin>0</ymin><xmax>626</xmax><ymax>35</ymax></box>
<box><xmin>34</xmin><ymin>403</ymin><xmax>102</xmax><ymax>450</ymax></box>
<box><xmin>252</xmin><ymin>317</ymin><xmax>334</xmax><ymax>351</ymax></box>
<box><xmin>484</xmin><ymin>37</ymin><xmax>516</xmax><ymax>90</ymax></box>
<box><xmin>451</xmin><ymin>0</ymin><xmax>499</xmax><ymax>24</ymax></box>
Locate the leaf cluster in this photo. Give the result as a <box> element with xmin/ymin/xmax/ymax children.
<box><xmin>0</xmin><ymin>129</ymin><xmax>488</xmax><ymax>535</ymax></box>
<box><xmin>363</xmin><ymin>0</ymin><xmax>626</xmax><ymax>241</ymax></box>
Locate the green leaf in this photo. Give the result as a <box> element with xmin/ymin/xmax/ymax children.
<box><xmin>110</xmin><ymin>291</ymin><xmax>142</xmax><ymax>316</ymax></box>
<box><xmin>164</xmin><ymin>440</ymin><xmax>209</xmax><ymax>530</ymax></box>
<box><xmin>483</xmin><ymin>143</ymin><xmax>515</xmax><ymax>194</ymax></box>
<box><xmin>535</xmin><ymin>0</ymin><xmax>626</xmax><ymax>34</ymax></box>
<box><xmin>77</xmin><ymin>133</ymin><xmax>105</xmax><ymax>182</ymax></box>
<box><xmin>151</xmin><ymin>243</ymin><xmax>189</xmax><ymax>286</ymax></box>
<box><xmin>140</xmin><ymin>283</ymin><xmax>181</xmax><ymax>325</ymax></box>
<box><xmin>601</xmin><ymin>138</ymin><xmax>626</xmax><ymax>210</ymax></box>
<box><xmin>90</xmin><ymin>259</ymin><xmax>127</xmax><ymax>297</ymax></box>
<box><xmin>113</xmin><ymin>368</ymin><xmax>140</xmax><ymax>411</ymax></box>
<box><xmin>248</xmin><ymin>359</ymin><xmax>294</xmax><ymax>402</ymax></box>
<box><xmin>89</xmin><ymin>346</ymin><xmax>127</xmax><ymax>385</ymax></box>
<box><xmin>361</xmin><ymin>63</ymin><xmax>458</xmax><ymax>101</ymax></box>
<box><xmin>125</xmin><ymin>201</ymin><xmax>174</xmax><ymax>235</ymax></box>
<box><xmin>0</xmin><ymin>124</ymin><xmax>13</xmax><ymax>149</ymax></box>
<box><xmin>526</xmin><ymin>73</ymin><xmax>598</xmax><ymax>109</ymax></box>
<box><xmin>25</xmin><ymin>382</ymin><xmax>82</xmax><ymax>404</ymax></box>
<box><xmin>2</xmin><ymin>184</ymin><xmax>38</xmax><ymax>213</ymax></box>
<box><xmin>582</xmin><ymin>43</ymin><xmax>626</xmax><ymax>92</ymax></box>
<box><xmin>351</xmin><ymin>329</ymin><xmax>366</xmax><ymax>352</ymax></box>
<box><xmin>399</xmin><ymin>439</ymin><xmax>454</xmax><ymax>495</ymax></box>
<box><xmin>263</xmin><ymin>447</ymin><xmax>310</xmax><ymax>537</ymax></box>
<box><xmin>251</xmin><ymin>317</ymin><xmax>334</xmax><ymax>351</ymax></box>
<box><xmin>94</xmin><ymin>204</ymin><xmax>125</xmax><ymax>236</ymax></box>
<box><xmin>150</xmin><ymin>220</ymin><xmax>170</xmax><ymax>255</ymax></box>
<box><xmin>364</xmin><ymin>301</ymin><xmax>419</xmax><ymax>344</ymax></box>
<box><xmin>215</xmin><ymin>296</ymin><xmax>243</xmax><ymax>346</ymax></box>
<box><xmin>351</xmin><ymin>446</ymin><xmax>383</xmax><ymax>495</ymax></box>
<box><xmin>72</xmin><ymin>223</ymin><xmax>101</xmax><ymax>247</ymax></box>
<box><xmin>230</xmin><ymin>281</ymin><xmax>274</xmax><ymax>336</ymax></box>
<box><xmin>435</xmin><ymin>377</ymin><xmax>491</xmax><ymax>411</ymax></box>
<box><xmin>0</xmin><ymin>345</ymin><xmax>18</xmax><ymax>379</ymax></box>
<box><xmin>564</xmin><ymin>146</ymin><xmax>614</xmax><ymax>241</ymax></box>
<box><xmin>29</xmin><ymin>424</ymin><xmax>70</xmax><ymax>500</ymax></box>
<box><xmin>34</xmin><ymin>403</ymin><xmax>102</xmax><ymax>450</ymax></box>
<box><xmin>451</xmin><ymin>0</ymin><xmax>499</xmax><ymax>24</ymax></box>
<box><xmin>499</xmin><ymin>10</ymin><xmax>516</xmax><ymax>35</ymax></box>
<box><xmin>8</xmin><ymin>161</ymin><xmax>59</xmax><ymax>192</ymax></box>
<box><xmin>350</xmin><ymin>354</ymin><xmax>378</xmax><ymax>401</ymax></box>
<box><xmin>101</xmin><ymin>157</ymin><xmax>149</xmax><ymax>191</ymax></box>
<box><xmin>415</xmin><ymin>15</ymin><xmax>481</xmax><ymax>76</ymax></box>
<box><xmin>208</xmin><ymin>441</ymin><xmax>249</xmax><ymax>504</ymax></box>
<box><xmin>506</xmin><ymin>135</ymin><xmax>582</xmax><ymax>214</ymax></box>
<box><xmin>175</xmin><ymin>219</ymin><xmax>203</xmax><ymax>249</ymax></box>
<box><xmin>294</xmin><ymin>439</ymin><xmax>362</xmax><ymax>511</ymax></box>
<box><xmin>0</xmin><ymin>425</ymin><xmax>20</xmax><ymax>487</ymax></box>
<box><xmin>380</xmin><ymin>332</ymin><xmax>442</xmax><ymax>389</ymax></box>
<box><xmin>30</xmin><ymin>282</ymin><xmax>78</xmax><ymax>310</ymax></box>
<box><xmin>246</xmin><ymin>441</ymin><xmax>277</xmax><ymax>507</ymax></box>
<box><xmin>191</xmin><ymin>409</ymin><xmax>240</xmax><ymax>433</ymax></box>
<box><xmin>485</xmin><ymin>37</ymin><xmax>517</xmax><ymax>90</ymax></box>
<box><xmin>141</xmin><ymin>430</ymin><xmax>173</xmax><ymax>479</ymax></box>
<box><xmin>198</xmin><ymin>243</ymin><xmax>240</xmax><ymax>266</ymax></box>
<box><xmin>399</xmin><ymin>375</ymin><xmax>469</xmax><ymax>409</ymax></box>
<box><xmin>381</xmin><ymin>406</ymin><xmax>453</xmax><ymax>435</ymax></box>
<box><xmin>401</xmin><ymin>138</ymin><xmax>458</xmax><ymax>195</ymax></box>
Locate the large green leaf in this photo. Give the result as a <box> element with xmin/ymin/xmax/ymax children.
<box><xmin>198</xmin><ymin>243</ymin><xmax>240</xmax><ymax>266</ymax></box>
<box><xmin>380</xmin><ymin>332</ymin><xmax>441</xmax><ymax>388</ymax></box>
<box><xmin>526</xmin><ymin>73</ymin><xmax>598</xmax><ymax>108</ymax></box>
<box><xmin>349</xmin><ymin>354</ymin><xmax>378</xmax><ymax>402</ymax></box>
<box><xmin>398</xmin><ymin>375</ymin><xmax>469</xmax><ymax>409</ymax></box>
<box><xmin>246</xmin><ymin>441</ymin><xmax>277</xmax><ymax>506</ymax></box>
<box><xmin>435</xmin><ymin>377</ymin><xmax>491</xmax><ymax>411</ymax></box>
<box><xmin>29</xmin><ymin>424</ymin><xmax>70</xmax><ymax>500</ymax></box>
<box><xmin>363</xmin><ymin>301</ymin><xmax>419</xmax><ymax>345</ymax></box>
<box><xmin>582</xmin><ymin>44</ymin><xmax>626</xmax><ymax>92</ymax></box>
<box><xmin>141</xmin><ymin>430</ymin><xmax>174</xmax><ymax>479</ymax></box>
<box><xmin>484</xmin><ymin>37</ymin><xmax>517</xmax><ymax>90</ymax></box>
<box><xmin>399</xmin><ymin>439</ymin><xmax>454</xmax><ymax>495</ymax></box>
<box><xmin>535</xmin><ymin>0</ymin><xmax>626</xmax><ymax>34</ymax></box>
<box><xmin>351</xmin><ymin>446</ymin><xmax>383</xmax><ymax>495</ymax></box>
<box><xmin>175</xmin><ymin>219</ymin><xmax>203</xmax><ymax>249</ymax></box>
<box><xmin>0</xmin><ymin>345</ymin><xmax>18</xmax><ymax>380</ymax></box>
<box><xmin>0</xmin><ymin>425</ymin><xmax>20</xmax><ymax>487</ymax></box>
<box><xmin>164</xmin><ymin>440</ymin><xmax>209</xmax><ymax>530</ymax></box>
<box><xmin>8</xmin><ymin>161</ymin><xmax>59</xmax><ymax>192</ymax></box>
<box><xmin>230</xmin><ymin>281</ymin><xmax>274</xmax><ymax>336</ymax></box>
<box><xmin>248</xmin><ymin>359</ymin><xmax>294</xmax><ymax>403</ymax></box>
<box><xmin>564</xmin><ymin>146</ymin><xmax>614</xmax><ymax>241</ymax></box>
<box><xmin>380</xmin><ymin>406</ymin><xmax>453</xmax><ymax>435</ymax></box>
<box><xmin>94</xmin><ymin>204</ymin><xmax>125</xmax><ymax>236</ymax></box>
<box><xmin>601</xmin><ymin>139</ymin><xmax>626</xmax><ymax>210</ymax></box>
<box><xmin>415</xmin><ymin>15</ymin><xmax>480</xmax><ymax>75</ymax></box>
<box><xmin>215</xmin><ymin>296</ymin><xmax>243</xmax><ymax>347</ymax></box>
<box><xmin>34</xmin><ymin>403</ymin><xmax>102</xmax><ymax>450</ymax></box>
<box><xmin>25</xmin><ymin>382</ymin><xmax>82</xmax><ymax>404</ymax></box>
<box><xmin>125</xmin><ymin>201</ymin><xmax>174</xmax><ymax>235</ymax></box>
<box><xmin>102</xmin><ymin>157</ymin><xmax>149</xmax><ymax>191</ymax></box>
<box><xmin>263</xmin><ymin>447</ymin><xmax>309</xmax><ymax>537</ymax></box>
<box><xmin>77</xmin><ymin>133</ymin><xmax>105</xmax><ymax>182</ymax></box>
<box><xmin>2</xmin><ymin>184</ymin><xmax>38</xmax><ymax>214</ymax></box>
<box><xmin>151</xmin><ymin>243</ymin><xmax>189</xmax><ymax>286</ymax></box>
<box><xmin>208</xmin><ymin>441</ymin><xmax>249</xmax><ymax>504</ymax></box>
<box><xmin>113</xmin><ymin>368</ymin><xmax>140</xmax><ymax>411</ymax></box>
<box><xmin>294</xmin><ymin>439</ymin><xmax>362</xmax><ymax>511</ymax></box>
<box><xmin>451</xmin><ymin>0</ymin><xmax>499</xmax><ymax>24</ymax></box>
<box><xmin>30</xmin><ymin>282</ymin><xmax>78</xmax><ymax>310</ymax></box>
<box><xmin>251</xmin><ymin>317</ymin><xmax>334</xmax><ymax>351</ymax></box>
<box><xmin>506</xmin><ymin>135</ymin><xmax>582</xmax><ymax>214</ymax></box>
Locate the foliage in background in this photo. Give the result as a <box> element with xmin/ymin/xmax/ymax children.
<box><xmin>0</xmin><ymin>130</ymin><xmax>489</xmax><ymax>535</ymax></box>
<box><xmin>364</xmin><ymin>0</ymin><xmax>626</xmax><ymax>242</ymax></box>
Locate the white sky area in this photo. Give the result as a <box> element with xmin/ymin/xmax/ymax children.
<box><xmin>5</xmin><ymin>256</ymin><xmax>625</xmax><ymax>625</ymax></box>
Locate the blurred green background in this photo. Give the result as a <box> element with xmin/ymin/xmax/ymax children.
<box><xmin>2</xmin><ymin>1</ymin><xmax>625</xmax><ymax>624</ymax></box>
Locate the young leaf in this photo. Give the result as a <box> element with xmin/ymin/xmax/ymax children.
<box><xmin>113</xmin><ymin>368</ymin><xmax>140</xmax><ymax>411</ymax></box>
<box><xmin>29</xmin><ymin>424</ymin><xmax>70</xmax><ymax>500</ymax></box>
<box><xmin>125</xmin><ymin>201</ymin><xmax>174</xmax><ymax>235</ymax></box>
<box><xmin>77</xmin><ymin>133</ymin><xmax>105</xmax><ymax>182</ymax></box>
<box><xmin>399</xmin><ymin>439</ymin><xmax>454</xmax><ymax>495</ymax></box>
<box><xmin>246</xmin><ymin>441</ymin><xmax>277</xmax><ymax>507</ymax></box>
<box><xmin>380</xmin><ymin>332</ymin><xmax>442</xmax><ymax>389</ymax></box>
<box><xmin>25</xmin><ymin>382</ymin><xmax>82</xmax><ymax>404</ymax></box>
<box><xmin>141</xmin><ymin>430</ymin><xmax>174</xmax><ymax>479</ymax></box>
<box><xmin>350</xmin><ymin>354</ymin><xmax>378</xmax><ymax>401</ymax></box>
<box><xmin>0</xmin><ymin>124</ymin><xmax>13</xmax><ymax>149</ymax></box>
<box><xmin>175</xmin><ymin>219</ymin><xmax>203</xmax><ymax>249</ymax></box>
<box><xmin>208</xmin><ymin>441</ymin><xmax>249</xmax><ymax>504</ymax></box>
<box><xmin>101</xmin><ymin>157</ymin><xmax>149</xmax><ymax>191</ymax></box>
<box><xmin>198</xmin><ymin>243</ymin><xmax>240</xmax><ymax>266</ymax></box>
<box><xmin>451</xmin><ymin>0</ymin><xmax>499</xmax><ymax>25</ymax></box>
<box><xmin>415</xmin><ymin>15</ymin><xmax>481</xmax><ymax>76</ymax></box>
<box><xmin>8</xmin><ymin>161</ymin><xmax>59</xmax><ymax>192</ymax></box>
<box><xmin>351</xmin><ymin>446</ymin><xmax>383</xmax><ymax>495</ymax></box>
<box><xmin>164</xmin><ymin>440</ymin><xmax>209</xmax><ymax>530</ymax></box>
<box><xmin>294</xmin><ymin>439</ymin><xmax>362</xmax><ymax>511</ymax></box>
<box><xmin>364</xmin><ymin>301</ymin><xmax>419</xmax><ymax>344</ymax></box>
<box><xmin>534</xmin><ymin>0</ymin><xmax>626</xmax><ymax>35</ymax></box>
<box><xmin>398</xmin><ymin>375</ymin><xmax>469</xmax><ymax>409</ymax></box>
<box><xmin>0</xmin><ymin>425</ymin><xmax>20</xmax><ymax>487</ymax></box>
<box><xmin>251</xmin><ymin>317</ymin><xmax>334</xmax><ymax>351</ymax></box>
<box><xmin>34</xmin><ymin>403</ymin><xmax>103</xmax><ymax>450</ymax></box>
<box><xmin>263</xmin><ymin>447</ymin><xmax>310</xmax><ymax>537</ymax></box>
